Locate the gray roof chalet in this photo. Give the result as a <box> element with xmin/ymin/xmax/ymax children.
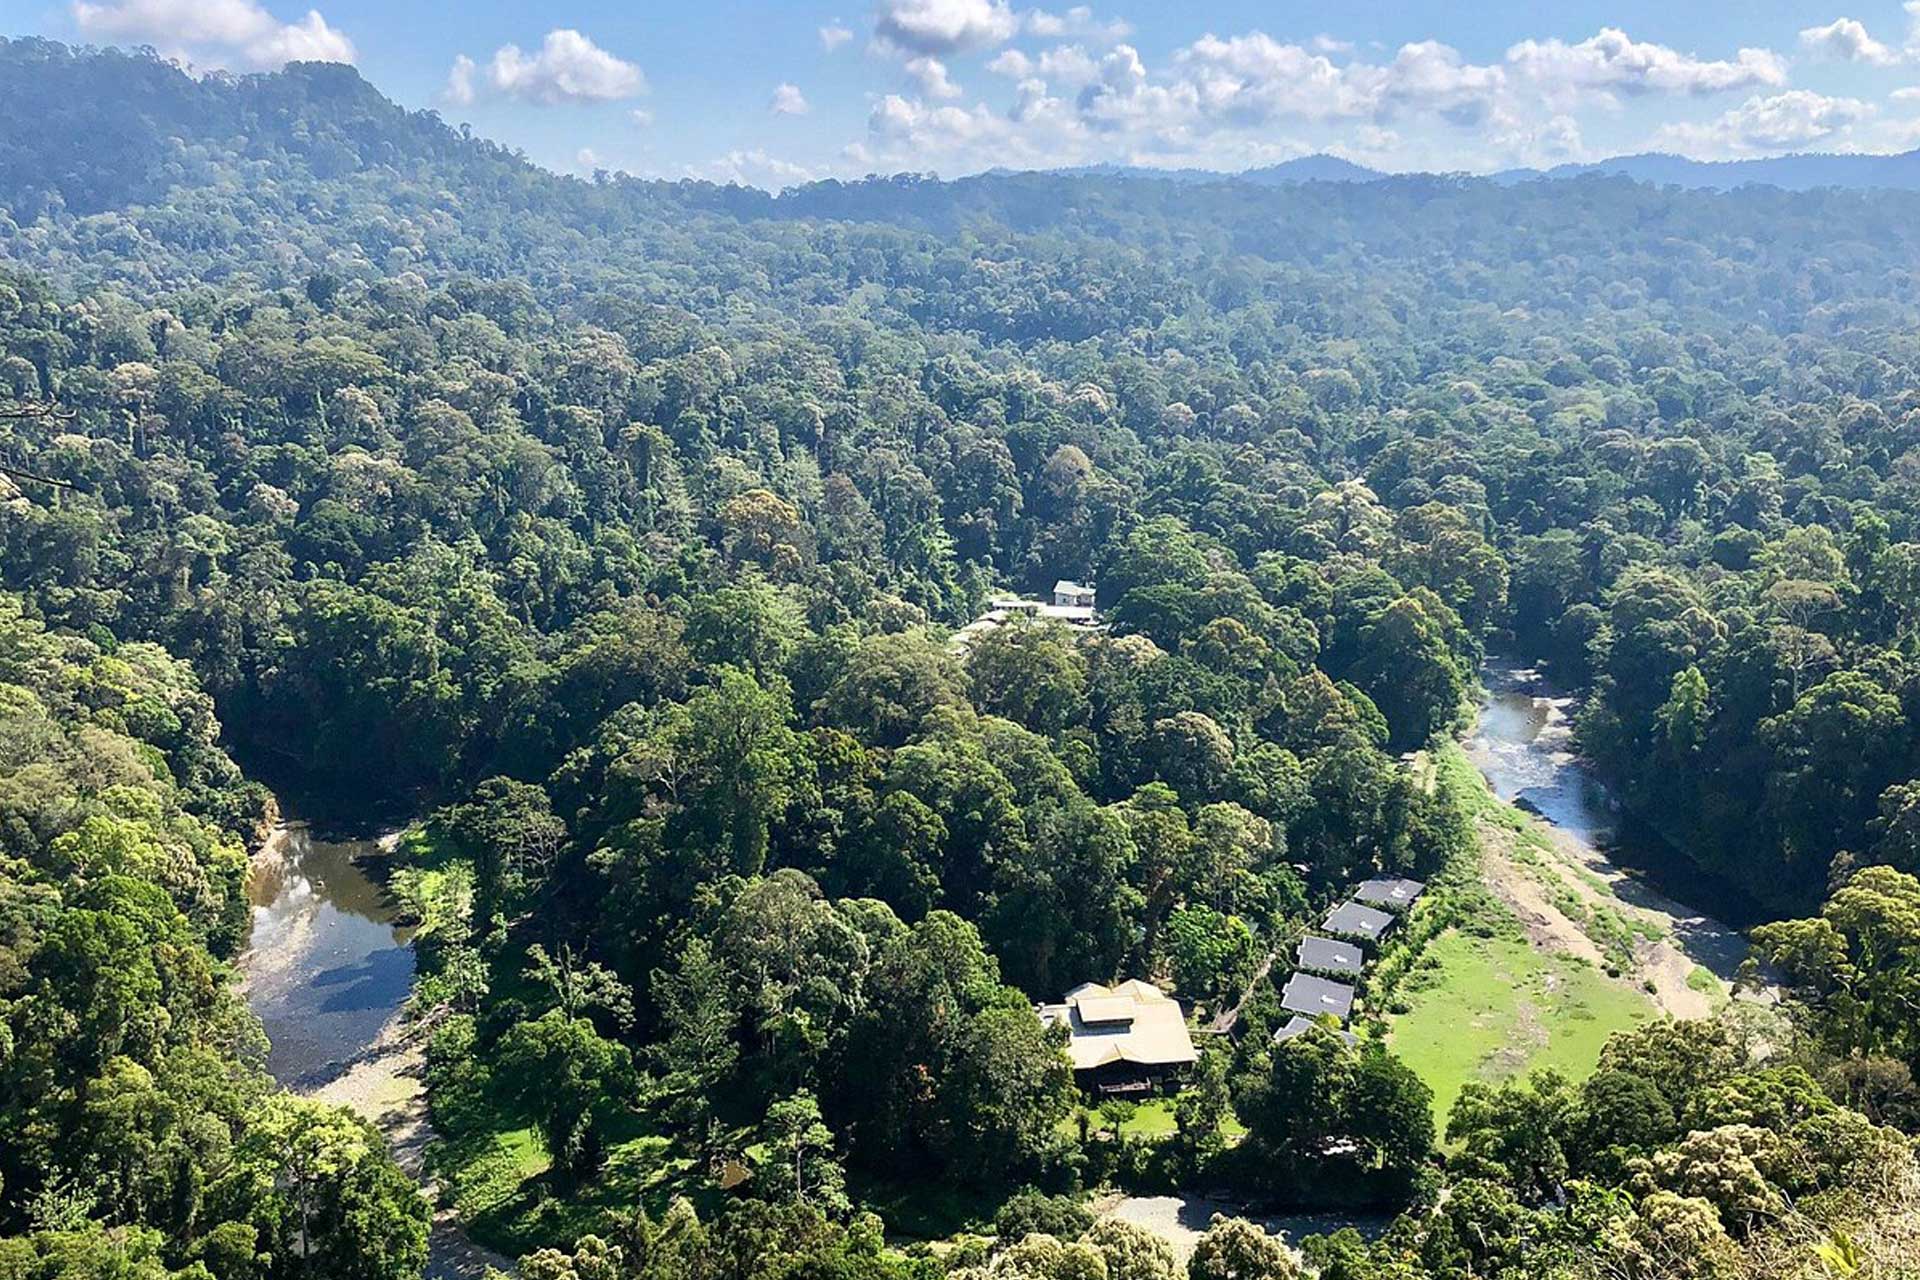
<box><xmin>1296</xmin><ymin>935</ymin><xmax>1365</xmax><ymax>978</ymax></box>
<box><xmin>1280</xmin><ymin>972</ymin><xmax>1355</xmax><ymax>1021</ymax></box>
<box><xmin>1323</xmin><ymin>901</ymin><xmax>1395</xmax><ymax>943</ymax></box>
<box><xmin>1353</xmin><ymin>877</ymin><xmax>1427</xmax><ymax>912</ymax></box>
<box><xmin>1274</xmin><ymin>1015</ymin><xmax>1359</xmax><ymax>1048</ymax></box>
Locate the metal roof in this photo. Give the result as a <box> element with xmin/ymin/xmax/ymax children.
<box><xmin>1323</xmin><ymin>901</ymin><xmax>1395</xmax><ymax>941</ymax></box>
<box><xmin>1353</xmin><ymin>877</ymin><xmax>1427</xmax><ymax>911</ymax></box>
<box><xmin>1074</xmin><ymin>995</ymin><xmax>1136</xmax><ymax>1025</ymax></box>
<box><xmin>1297</xmin><ymin>935</ymin><xmax>1365</xmax><ymax>976</ymax></box>
<box><xmin>1040</xmin><ymin>980</ymin><xmax>1198</xmax><ymax>1071</ymax></box>
<box><xmin>1274</xmin><ymin>1015</ymin><xmax>1358</xmax><ymax>1048</ymax></box>
<box><xmin>1280</xmin><ymin>972</ymin><xmax>1355</xmax><ymax>1021</ymax></box>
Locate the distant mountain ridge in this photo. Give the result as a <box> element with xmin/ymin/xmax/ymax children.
<box><xmin>1508</xmin><ymin>149</ymin><xmax>1920</xmax><ymax>191</ymax></box>
<box><xmin>1048</xmin><ymin>148</ymin><xmax>1920</xmax><ymax>193</ymax></box>
<box><xmin>1043</xmin><ymin>155</ymin><xmax>1387</xmax><ymax>186</ymax></box>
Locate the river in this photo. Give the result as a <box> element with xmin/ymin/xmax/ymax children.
<box><xmin>1464</xmin><ymin>659</ymin><xmax>1767</xmax><ymax>1003</ymax></box>
<box><xmin>240</xmin><ymin>823</ymin><xmax>415</xmax><ymax>1087</ymax></box>
<box><xmin>239</xmin><ymin>822</ymin><xmax>512</xmax><ymax>1279</ymax></box>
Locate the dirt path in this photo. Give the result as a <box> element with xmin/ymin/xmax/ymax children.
<box><xmin>1095</xmin><ymin>1193</ymin><xmax>1387</xmax><ymax>1263</ymax></box>
<box><xmin>1464</xmin><ymin>667</ymin><xmax>1777</xmax><ymax>1021</ymax></box>
<box><xmin>308</xmin><ymin>1010</ymin><xmax>517</xmax><ymax>1280</ymax></box>
<box><xmin>1477</xmin><ymin>837</ymin><xmax>1608</xmax><ymax>969</ymax></box>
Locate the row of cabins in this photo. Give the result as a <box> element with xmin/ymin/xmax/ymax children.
<box><xmin>1037</xmin><ymin>877</ymin><xmax>1426</xmax><ymax>1096</ymax></box>
<box><xmin>1273</xmin><ymin>876</ymin><xmax>1426</xmax><ymax>1048</ymax></box>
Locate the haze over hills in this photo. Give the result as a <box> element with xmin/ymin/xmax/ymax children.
<box><xmin>1052</xmin><ymin>148</ymin><xmax>1920</xmax><ymax>193</ymax></box>
<box><xmin>4</xmin><ymin>32</ymin><xmax>1914</xmax><ymax>211</ymax></box>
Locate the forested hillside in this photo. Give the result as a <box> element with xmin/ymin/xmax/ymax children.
<box><xmin>4</xmin><ymin>38</ymin><xmax>1920</xmax><ymax>1280</ymax></box>
<box><xmin>0</xmin><ymin>594</ymin><xmax>430</xmax><ymax>1276</ymax></box>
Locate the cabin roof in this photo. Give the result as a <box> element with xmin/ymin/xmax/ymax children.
<box><xmin>1274</xmin><ymin>1015</ymin><xmax>1358</xmax><ymax>1048</ymax></box>
<box><xmin>1297</xmin><ymin>935</ymin><xmax>1365</xmax><ymax>976</ymax></box>
<box><xmin>1353</xmin><ymin>876</ymin><xmax>1427</xmax><ymax>911</ymax></box>
<box><xmin>1280</xmin><ymin>972</ymin><xmax>1356</xmax><ymax>1021</ymax></box>
<box><xmin>1039</xmin><ymin>980</ymin><xmax>1198</xmax><ymax>1071</ymax></box>
<box><xmin>1323</xmin><ymin>901</ymin><xmax>1395</xmax><ymax>941</ymax></box>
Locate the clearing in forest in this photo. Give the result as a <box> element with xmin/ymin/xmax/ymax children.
<box><xmin>1384</xmin><ymin>927</ymin><xmax>1653</xmax><ymax>1132</ymax></box>
<box><xmin>1383</xmin><ymin>747</ymin><xmax>1674</xmax><ymax>1130</ymax></box>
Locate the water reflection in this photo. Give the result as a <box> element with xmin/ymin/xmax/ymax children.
<box><xmin>1465</xmin><ymin>662</ymin><xmax>1618</xmax><ymax>846</ymax></box>
<box><xmin>239</xmin><ymin>824</ymin><xmax>414</xmax><ymax>1088</ymax></box>
<box><xmin>1465</xmin><ymin>659</ymin><xmax>1767</xmax><ymax>931</ymax></box>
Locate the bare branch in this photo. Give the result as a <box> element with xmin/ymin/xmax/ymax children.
<box><xmin>0</xmin><ymin>463</ymin><xmax>75</xmax><ymax>490</ymax></box>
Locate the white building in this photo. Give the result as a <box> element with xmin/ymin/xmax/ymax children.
<box><xmin>1053</xmin><ymin>580</ymin><xmax>1096</xmax><ymax>609</ymax></box>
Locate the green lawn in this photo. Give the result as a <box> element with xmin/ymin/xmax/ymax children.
<box><xmin>1060</xmin><ymin>1093</ymin><xmax>1249</xmax><ymax>1144</ymax></box>
<box><xmin>1385</xmin><ymin>928</ymin><xmax>1655</xmax><ymax>1132</ymax></box>
<box><xmin>431</xmin><ymin>1115</ymin><xmax>716</xmax><ymax>1258</ymax></box>
<box><xmin>1113</xmin><ymin>1097</ymin><xmax>1178</xmax><ymax>1137</ymax></box>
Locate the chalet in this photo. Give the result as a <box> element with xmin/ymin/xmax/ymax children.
<box><xmin>1322</xmin><ymin>901</ymin><xmax>1395</xmax><ymax>945</ymax></box>
<box><xmin>1296</xmin><ymin>935</ymin><xmax>1365</xmax><ymax>979</ymax></box>
<box><xmin>951</xmin><ymin>588</ymin><xmax>1102</xmax><ymax>653</ymax></box>
<box><xmin>1280</xmin><ymin>972</ymin><xmax>1355</xmax><ymax>1022</ymax></box>
<box><xmin>1053</xmin><ymin>580</ymin><xmax>1096</xmax><ymax>609</ymax></box>
<box><xmin>1274</xmin><ymin>1015</ymin><xmax>1359</xmax><ymax>1048</ymax></box>
<box><xmin>1038</xmin><ymin>979</ymin><xmax>1198</xmax><ymax>1095</ymax></box>
<box><xmin>1353</xmin><ymin>876</ymin><xmax>1426</xmax><ymax>913</ymax></box>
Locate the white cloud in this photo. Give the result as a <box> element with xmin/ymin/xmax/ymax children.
<box><xmin>1376</xmin><ymin>40</ymin><xmax>1505</xmax><ymax>126</ymax></box>
<box><xmin>1024</xmin><ymin>6</ymin><xmax>1130</xmax><ymax>43</ymax></box>
<box><xmin>905</xmin><ymin>56</ymin><xmax>963</xmax><ymax>99</ymax></box>
<box><xmin>443</xmin><ymin>54</ymin><xmax>476</xmax><ymax>106</ymax></box>
<box><xmin>1894</xmin><ymin>85</ymin><xmax>1920</xmax><ymax>103</ymax></box>
<box><xmin>244</xmin><ymin>10</ymin><xmax>354</xmax><ymax>64</ymax></box>
<box><xmin>631</xmin><ymin>107</ymin><xmax>655</xmax><ymax>127</ymax></box>
<box><xmin>1492</xmin><ymin>113</ymin><xmax>1588</xmax><ymax>167</ymax></box>
<box><xmin>1506</xmin><ymin>28</ymin><xmax>1787</xmax><ymax>102</ymax></box>
<box><xmin>771</xmin><ymin>82</ymin><xmax>811</xmax><ymax>115</ymax></box>
<box><xmin>987</xmin><ymin>50</ymin><xmax>1033</xmax><ymax>78</ymax></box>
<box><xmin>705</xmin><ymin>148</ymin><xmax>819</xmax><ymax>188</ymax></box>
<box><xmin>836</xmin><ymin>21</ymin><xmax>1843</xmax><ymax>181</ymax></box>
<box><xmin>819</xmin><ymin>21</ymin><xmax>854</xmax><ymax>52</ymax></box>
<box><xmin>576</xmin><ymin>147</ymin><xmax>601</xmax><ymax>169</ymax></box>
<box><xmin>868</xmin><ymin>93</ymin><xmax>1008</xmax><ymax>151</ymax></box>
<box><xmin>873</xmin><ymin>0</ymin><xmax>1018</xmax><ymax>55</ymax></box>
<box><xmin>1009</xmin><ymin>76</ymin><xmax>1061</xmax><ymax>123</ymax></box>
<box><xmin>987</xmin><ymin>43</ymin><xmax>1100</xmax><ymax>85</ymax></box>
<box><xmin>71</xmin><ymin>0</ymin><xmax>355</xmax><ymax>68</ymax></box>
<box><xmin>1165</xmin><ymin>34</ymin><xmax>1367</xmax><ymax>123</ymax></box>
<box><xmin>1023</xmin><ymin>8</ymin><xmax>1064</xmax><ymax>37</ymax></box>
<box><xmin>1653</xmin><ymin>90</ymin><xmax>1876</xmax><ymax>158</ymax></box>
<box><xmin>1800</xmin><ymin>17</ymin><xmax>1900</xmax><ymax>66</ymax></box>
<box><xmin>458</xmin><ymin>30</ymin><xmax>645</xmax><ymax>106</ymax></box>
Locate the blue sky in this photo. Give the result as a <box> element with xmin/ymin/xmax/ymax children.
<box><xmin>16</xmin><ymin>1</ymin><xmax>1920</xmax><ymax>184</ymax></box>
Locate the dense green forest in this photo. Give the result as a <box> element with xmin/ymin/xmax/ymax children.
<box><xmin>4</xmin><ymin>36</ymin><xmax>1920</xmax><ymax>1280</ymax></box>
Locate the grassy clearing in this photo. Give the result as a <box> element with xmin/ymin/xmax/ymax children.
<box><xmin>1687</xmin><ymin>964</ymin><xmax>1732</xmax><ymax>1013</ymax></box>
<box><xmin>1392</xmin><ymin>747</ymin><xmax>1659</xmax><ymax>1130</ymax></box>
<box><xmin>431</xmin><ymin>1112</ymin><xmax>717</xmax><ymax>1258</ymax></box>
<box><xmin>1385</xmin><ymin>929</ymin><xmax>1654</xmax><ymax>1131</ymax></box>
<box><xmin>1110</xmin><ymin>1098</ymin><xmax>1178</xmax><ymax>1137</ymax></box>
<box><xmin>1059</xmin><ymin>1094</ymin><xmax>1248</xmax><ymax>1144</ymax></box>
